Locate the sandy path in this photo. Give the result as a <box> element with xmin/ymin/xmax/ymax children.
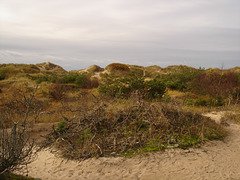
<box><xmin>24</xmin><ymin>112</ymin><xmax>240</xmax><ymax>180</ymax></box>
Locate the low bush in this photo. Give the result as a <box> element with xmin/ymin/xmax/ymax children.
<box><xmin>144</xmin><ymin>79</ymin><xmax>166</xmax><ymax>100</ymax></box>
<box><xmin>60</xmin><ymin>73</ymin><xmax>87</xmax><ymax>85</ymax></box>
<box><xmin>36</xmin><ymin>73</ymin><xmax>96</xmax><ymax>89</ymax></box>
<box><xmin>161</xmin><ymin>69</ymin><xmax>201</xmax><ymax>92</ymax></box>
<box><xmin>184</xmin><ymin>97</ymin><xmax>225</xmax><ymax>107</ymax></box>
<box><xmin>190</xmin><ymin>71</ymin><xmax>240</xmax><ymax>102</ymax></box>
<box><xmin>98</xmin><ymin>74</ymin><xmax>166</xmax><ymax>99</ymax></box>
<box><xmin>184</xmin><ymin>98</ymin><xmax>194</xmax><ymax>106</ymax></box>
<box><xmin>0</xmin><ymin>73</ymin><xmax>6</xmax><ymax>80</ymax></box>
<box><xmin>98</xmin><ymin>74</ymin><xmax>142</xmax><ymax>98</ymax></box>
<box><xmin>0</xmin><ymin>67</ymin><xmax>18</xmax><ymax>79</ymax></box>
<box><xmin>194</xmin><ymin>98</ymin><xmax>208</xmax><ymax>106</ymax></box>
<box><xmin>36</xmin><ymin>75</ymin><xmax>57</xmax><ymax>84</ymax></box>
<box><xmin>43</xmin><ymin>100</ymin><xmax>227</xmax><ymax>159</ymax></box>
<box><xmin>48</xmin><ymin>84</ymin><xmax>67</xmax><ymax>101</ymax></box>
<box><xmin>0</xmin><ymin>86</ymin><xmax>39</xmax><ymax>174</ymax></box>
<box><xmin>57</xmin><ymin>120</ymin><xmax>67</xmax><ymax>133</ymax></box>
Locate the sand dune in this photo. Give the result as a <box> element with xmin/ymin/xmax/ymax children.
<box><xmin>19</xmin><ymin>112</ymin><xmax>240</xmax><ymax>180</ymax></box>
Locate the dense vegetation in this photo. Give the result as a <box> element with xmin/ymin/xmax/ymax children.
<box><xmin>1</xmin><ymin>62</ymin><xmax>239</xmax><ymax>106</ymax></box>
<box><xmin>98</xmin><ymin>73</ymin><xmax>166</xmax><ymax>99</ymax></box>
<box><xmin>45</xmin><ymin>97</ymin><xmax>226</xmax><ymax>159</ymax></box>
<box><xmin>0</xmin><ymin>62</ymin><xmax>239</xmax><ymax>174</ymax></box>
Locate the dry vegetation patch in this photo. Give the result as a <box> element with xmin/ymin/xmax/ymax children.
<box><xmin>224</xmin><ymin>106</ymin><xmax>240</xmax><ymax>124</ymax></box>
<box><xmin>1</xmin><ymin>63</ymin><xmax>240</xmax><ymax>178</ymax></box>
<box><xmin>42</xmin><ymin>96</ymin><xmax>227</xmax><ymax>159</ymax></box>
<box><xmin>105</xmin><ymin>63</ymin><xmax>130</xmax><ymax>74</ymax></box>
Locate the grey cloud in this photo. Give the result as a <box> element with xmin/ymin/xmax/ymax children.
<box><xmin>0</xmin><ymin>0</ymin><xmax>239</xmax><ymax>70</ymax></box>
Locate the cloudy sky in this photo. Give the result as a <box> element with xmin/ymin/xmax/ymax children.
<box><xmin>0</xmin><ymin>0</ymin><xmax>239</xmax><ymax>70</ymax></box>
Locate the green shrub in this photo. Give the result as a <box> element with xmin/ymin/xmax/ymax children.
<box><xmin>98</xmin><ymin>76</ymin><xmax>131</xmax><ymax>98</ymax></box>
<box><xmin>215</xmin><ymin>96</ymin><xmax>224</xmax><ymax>106</ymax></box>
<box><xmin>60</xmin><ymin>73</ymin><xmax>87</xmax><ymax>85</ymax></box>
<box><xmin>162</xmin><ymin>92</ymin><xmax>171</xmax><ymax>102</ymax></box>
<box><xmin>98</xmin><ymin>74</ymin><xmax>166</xmax><ymax>99</ymax></box>
<box><xmin>184</xmin><ymin>98</ymin><xmax>193</xmax><ymax>106</ymax></box>
<box><xmin>144</xmin><ymin>79</ymin><xmax>166</xmax><ymax>100</ymax></box>
<box><xmin>194</xmin><ymin>98</ymin><xmax>208</xmax><ymax>106</ymax></box>
<box><xmin>162</xmin><ymin>69</ymin><xmax>201</xmax><ymax>92</ymax></box>
<box><xmin>193</xmin><ymin>97</ymin><xmax>225</xmax><ymax>107</ymax></box>
<box><xmin>179</xmin><ymin>135</ymin><xmax>200</xmax><ymax>148</ymax></box>
<box><xmin>0</xmin><ymin>67</ymin><xmax>18</xmax><ymax>79</ymax></box>
<box><xmin>36</xmin><ymin>75</ymin><xmax>57</xmax><ymax>84</ymax></box>
<box><xmin>36</xmin><ymin>73</ymin><xmax>89</xmax><ymax>88</ymax></box>
<box><xmin>0</xmin><ymin>73</ymin><xmax>6</xmax><ymax>80</ymax></box>
<box><xmin>0</xmin><ymin>68</ymin><xmax>8</xmax><ymax>80</ymax></box>
<box><xmin>74</xmin><ymin>74</ymin><xmax>87</xmax><ymax>86</ymax></box>
<box><xmin>57</xmin><ymin>120</ymin><xmax>67</xmax><ymax>133</ymax></box>
<box><xmin>143</xmin><ymin>140</ymin><xmax>164</xmax><ymax>152</ymax></box>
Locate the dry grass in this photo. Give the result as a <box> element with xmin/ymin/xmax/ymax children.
<box><xmin>224</xmin><ymin>105</ymin><xmax>240</xmax><ymax>124</ymax></box>
<box><xmin>144</xmin><ymin>65</ymin><xmax>163</xmax><ymax>78</ymax></box>
<box><xmin>41</xmin><ymin>95</ymin><xmax>227</xmax><ymax>159</ymax></box>
<box><xmin>167</xmin><ymin>90</ymin><xmax>186</xmax><ymax>97</ymax></box>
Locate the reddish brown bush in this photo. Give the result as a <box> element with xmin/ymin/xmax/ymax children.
<box><xmin>190</xmin><ymin>71</ymin><xmax>240</xmax><ymax>102</ymax></box>
<box><xmin>84</xmin><ymin>78</ymin><xmax>99</xmax><ymax>89</ymax></box>
<box><xmin>48</xmin><ymin>84</ymin><xmax>67</xmax><ymax>101</ymax></box>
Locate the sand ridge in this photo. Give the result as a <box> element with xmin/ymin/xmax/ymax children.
<box><xmin>21</xmin><ymin>112</ymin><xmax>240</xmax><ymax>180</ymax></box>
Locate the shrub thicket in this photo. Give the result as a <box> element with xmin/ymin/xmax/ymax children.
<box><xmin>0</xmin><ymin>68</ymin><xmax>11</xmax><ymax>80</ymax></box>
<box><xmin>190</xmin><ymin>71</ymin><xmax>240</xmax><ymax>104</ymax></box>
<box><xmin>43</xmin><ymin>99</ymin><xmax>226</xmax><ymax>159</ymax></box>
<box><xmin>36</xmin><ymin>75</ymin><xmax>57</xmax><ymax>84</ymax></box>
<box><xmin>184</xmin><ymin>97</ymin><xmax>224</xmax><ymax>107</ymax></box>
<box><xmin>36</xmin><ymin>73</ymin><xmax>95</xmax><ymax>88</ymax></box>
<box><xmin>144</xmin><ymin>79</ymin><xmax>166</xmax><ymax>100</ymax></box>
<box><xmin>98</xmin><ymin>74</ymin><xmax>166</xmax><ymax>99</ymax></box>
<box><xmin>161</xmin><ymin>69</ymin><xmax>201</xmax><ymax>92</ymax></box>
<box><xmin>61</xmin><ymin>73</ymin><xmax>87</xmax><ymax>85</ymax></box>
<box><xmin>0</xmin><ymin>70</ymin><xmax>6</xmax><ymax>80</ymax></box>
<box><xmin>48</xmin><ymin>84</ymin><xmax>67</xmax><ymax>101</ymax></box>
<box><xmin>0</xmin><ymin>86</ymin><xmax>39</xmax><ymax>174</ymax></box>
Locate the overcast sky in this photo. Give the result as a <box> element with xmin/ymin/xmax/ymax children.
<box><xmin>0</xmin><ymin>0</ymin><xmax>239</xmax><ymax>70</ymax></box>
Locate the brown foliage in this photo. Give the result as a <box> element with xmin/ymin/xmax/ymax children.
<box><xmin>0</xmin><ymin>86</ymin><xmax>43</xmax><ymax>128</ymax></box>
<box><xmin>191</xmin><ymin>71</ymin><xmax>240</xmax><ymax>100</ymax></box>
<box><xmin>106</xmin><ymin>63</ymin><xmax>130</xmax><ymax>72</ymax></box>
<box><xmin>0</xmin><ymin>86</ymin><xmax>39</xmax><ymax>174</ymax></box>
<box><xmin>83</xmin><ymin>78</ymin><xmax>99</xmax><ymax>89</ymax></box>
<box><xmin>42</xmin><ymin>96</ymin><xmax>226</xmax><ymax>159</ymax></box>
<box><xmin>48</xmin><ymin>84</ymin><xmax>67</xmax><ymax>101</ymax></box>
